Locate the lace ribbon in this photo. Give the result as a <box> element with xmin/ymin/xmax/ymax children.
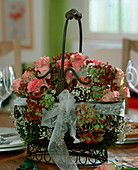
<box><xmin>41</xmin><ymin>90</ymin><xmax>79</xmax><ymax>170</ymax></box>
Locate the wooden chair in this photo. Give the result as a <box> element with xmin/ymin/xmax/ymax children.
<box><xmin>0</xmin><ymin>40</ymin><xmax>22</xmax><ymax>78</ymax></box>
<box><xmin>122</xmin><ymin>38</ymin><xmax>138</xmax><ymax>114</ymax></box>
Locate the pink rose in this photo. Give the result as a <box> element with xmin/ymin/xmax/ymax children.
<box><xmin>119</xmin><ymin>87</ymin><xmax>130</xmax><ymax>99</ymax></box>
<box><xmin>56</xmin><ymin>59</ymin><xmax>73</xmax><ymax>84</ymax></box>
<box><xmin>97</xmin><ymin>163</ymin><xmax>116</xmax><ymax>170</ymax></box>
<box><xmin>114</xmin><ymin>67</ymin><xmax>124</xmax><ymax>86</ymax></box>
<box><xmin>92</xmin><ymin>59</ymin><xmax>103</xmax><ymax>66</ymax></box>
<box><xmin>56</xmin><ymin>59</ymin><xmax>72</xmax><ymax>70</ymax></box>
<box><xmin>70</xmin><ymin>53</ymin><xmax>85</xmax><ymax>70</ymax></box>
<box><xmin>34</xmin><ymin>56</ymin><xmax>50</xmax><ymax>77</ymax></box>
<box><xmin>11</xmin><ymin>78</ymin><xmax>22</xmax><ymax>93</ymax></box>
<box><xmin>84</xmin><ymin>58</ymin><xmax>93</xmax><ymax>65</ymax></box>
<box><xmin>101</xmin><ymin>90</ymin><xmax>119</xmax><ymax>102</ymax></box>
<box><xmin>66</xmin><ymin>72</ymin><xmax>74</xmax><ymax>84</ymax></box>
<box><xmin>22</xmin><ymin>70</ymin><xmax>35</xmax><ymax>83</ymax></box>
<box><xmin>27</xmin><ymin>77</ymin><xmax>49</xmax><ymax>93</ymax></box>
<box><xmin>77</xmin><ymin>76</ymin><xmax>92</xmax><ymax>88</ymax></box>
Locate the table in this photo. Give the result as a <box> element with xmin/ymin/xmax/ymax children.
<box><xmin>0</xmin><ymin>110</ymin><xmax>138</xmax><ymax>170</ymax></box>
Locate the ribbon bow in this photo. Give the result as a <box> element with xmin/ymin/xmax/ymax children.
<box><xmin>41</xmin><ymin>90</ymin><xmax>79</xmax><ymax>170</ymax></box>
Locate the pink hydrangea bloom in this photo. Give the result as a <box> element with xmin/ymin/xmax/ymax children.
<box><xmin>70</xmin><ymin>53</ymin><xmax>85</xmax><ymax>70</ymax></box>
<box><xmin>101</xmin><ymin>90</ymin><xmax>119</xmax><ymax>102</ymax></box>
<box><xmin>27</xmin><ymin>77</ymin><xmax>49</xmax><ymax>93</ymax></box>
<box><xmin>119</xmin><ymin>87</ymin><xmax>130</xmax><ymax>99</ymax></box>
<box><xmin>34</xmin><ymin>56</ymin><xmax>50</xmax><ymax>77</ymax></box>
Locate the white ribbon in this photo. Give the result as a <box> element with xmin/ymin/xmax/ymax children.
<box><xmin>41</xmin><ymin>90</ymin><xmax>79</xmax><ymax>170</ymax></box>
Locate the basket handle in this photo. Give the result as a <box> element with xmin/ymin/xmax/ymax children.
<box><xmin>35</xmin><ymin>9</ymin><xmax>90</xmax><ymax>97</ymax></box>
<box><xmin>61</xmin><ymin>9</ymin><xmax>82</xmax><ymax>76</ymax></box>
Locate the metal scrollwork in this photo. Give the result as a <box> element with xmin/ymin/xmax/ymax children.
<box><xmin>64</xmin><ymin>68</ymin><xmax>91</xmax><ymax>85</ymax></box>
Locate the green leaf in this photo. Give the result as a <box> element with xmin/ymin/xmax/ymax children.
<box><xmin>98</xmin><ymin>136</ymin><xmax>104</xmax><ymax>142</ymax></box>
<box><xmin>100</xmin><ymin>124</ymin><xmax>104</xmax><ymax>128</ymax></box>
<box><xmin>51</xmin><ymin>97</ymin><xmax>55</xmax><ymax>102</ymax></box>
<box><xmin>19</xmin><ymin>160</ymin><xmax>38</xmax><ymax>170</ymax></box>
<box><xmin>94</xmin><ymin>124</ymin><xmax>100</xmax><ymax>131</ymax></box>
<box><xmin>33</xmin><ymin>165</ymin><xmax>38</xmax><ymax>170</ymax></box>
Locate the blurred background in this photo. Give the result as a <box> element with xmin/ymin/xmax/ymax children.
<box><xmin>0</xmin><ymin>0</ymin><xmax>138</xmax><ymax>68</ymax></box>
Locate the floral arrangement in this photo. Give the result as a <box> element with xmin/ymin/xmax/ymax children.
<box><xmin>12</xmin><ymin>52</ymin><xmax>130</xmax><ymax>101</ymax></box>
<box><xmin>11</xmin><ymin>52</ymin><xmax>130</xmax><ymax>145</ymax></box>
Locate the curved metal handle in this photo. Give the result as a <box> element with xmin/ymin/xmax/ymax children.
<box><xmin>65</xmin><ymin>8</ymin><xmax>82</xmax><ymax>20</ymax></box>
<box><xmin>35</xmin><ymin>9</ymin><xmax>85</xmax><ymax>97</ymax></box>
<box><xmin>61</xmin><ymin>9</ymin><xmax>82</xmax><ymax>80</ymax></box>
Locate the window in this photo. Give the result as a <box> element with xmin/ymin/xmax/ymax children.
<box><xmin>84</xmin><ymin>0</ymin><xmax>138</xmax><ymax>41</ymax></box>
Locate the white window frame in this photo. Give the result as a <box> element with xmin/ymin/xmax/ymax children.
<box><xmin>83</xmin><ymin>0</ymin><xmax>138</xmax><ymax>42</ymax></box>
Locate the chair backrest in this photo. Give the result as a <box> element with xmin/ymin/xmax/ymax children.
<box><xmin>122</xmin><ymin>38</ymin><xmax>138</xmax><ymax>114</ymax></box>
<box><xmin>0</xmin><ymin>40</ymin><xmax>22</xmax><ymax>78</ymax></box>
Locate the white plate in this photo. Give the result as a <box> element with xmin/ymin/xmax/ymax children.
<box><xmin>0</xmin><ymin>145</ymin><xmax>27</xmax><ymax>152</ymax></box>
<box><xmin>125</xmin><ymin>138</ymin><xmax>138</xmax><ymax>143</ymax></box>
<box><xmin>116</xmin><ymin>138</ymin><xmax>138</xmax><ymax>144</ymax></box>
<box><xmin>0</xmin><ymin>127</ymin><xmax>24</xmax><ymax>148</ymax></box>
<box><xmin>0</xmin><ymin>127</ymin><xmax>18</xmax><ymax>135</ymax></box>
